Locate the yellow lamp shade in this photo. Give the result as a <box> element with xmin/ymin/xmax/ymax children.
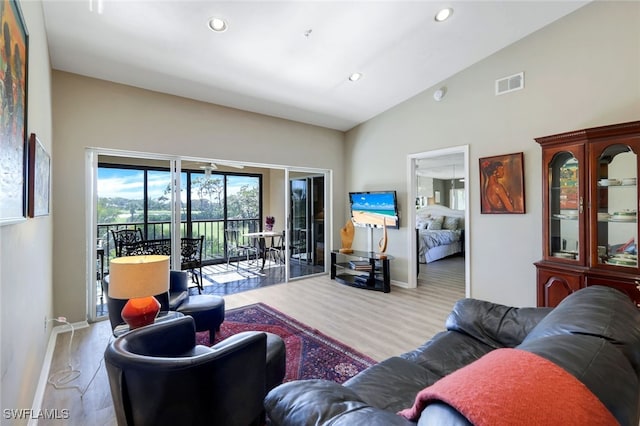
<box><xmin>108</xmin><ymin>255</ymin><xmax>170</xmax><ymax>299</ymax></box>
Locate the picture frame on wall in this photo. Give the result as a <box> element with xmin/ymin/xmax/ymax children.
<box><xmin>479</xmin><ymin>152</ymin><xmax>526</xmax><ymax>214</ymax></box>
<box><xmin>28</xmin><ymin>133</ymin><xmax>50</xmax><ymax>217</ymax></box>
<box><xmin>0</xmin><ymin>0</ymin><xmax>29</xmax><ymax>225</ymax></box>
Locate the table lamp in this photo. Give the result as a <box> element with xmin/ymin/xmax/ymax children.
<box><xmin>108</xmin><ymin>255</ymin><xmax>170</xmax><ymax>329</ymax></box>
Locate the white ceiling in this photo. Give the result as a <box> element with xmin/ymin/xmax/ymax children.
<box><xmin>41</xmin><ymin>1</ymin><xmax>588</xmax><ymax>132</ymax></box>
<box><xmin>416</xmin><ymin>153</ymin><xmax>465</xmax><ymax>179</ymax></box>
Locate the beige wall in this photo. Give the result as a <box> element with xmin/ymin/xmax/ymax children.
<box><xmin>0</xmin><ymin>0</ymin><xmax>53</xmax><ymax>416</ymax></box>
<box><xmin>345</xmin><ymin>1</ymin><xmax>640</xmax><ymax>306</ymax></box>
<box><xmin>51</xmin><ymin>72</ymin><xmax>344</xmax><ymax>322</ymax></box>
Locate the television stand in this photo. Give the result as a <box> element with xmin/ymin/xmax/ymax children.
<box><xmin>331</xmin><ymin>250</ymin><xmax>391</xmax><ymax>293</ymax></box>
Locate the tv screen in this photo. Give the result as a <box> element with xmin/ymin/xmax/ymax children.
<box><xmin>349</xmin><ymin>191</ymin><xmax>399</xmax><ymax>229</ymax></box>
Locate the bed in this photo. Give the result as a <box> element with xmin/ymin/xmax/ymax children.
<box><xmin>416</xmin><ymin>205</ymin><xmax>465</xmax><ymax>264</ymax></box>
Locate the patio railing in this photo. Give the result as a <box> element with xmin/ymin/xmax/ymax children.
<box><xmin>97</xmin><ymin>219</ymin><xmax>260</xmax><ymax>273</ymax></box>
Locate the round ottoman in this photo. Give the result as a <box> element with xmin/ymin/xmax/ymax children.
<box><xmin>176</xmin><ymin>295</ymin><xmax>225</xmax><ymax>342</ymax></box>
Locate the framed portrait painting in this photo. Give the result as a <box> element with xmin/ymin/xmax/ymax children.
<box><xmin>0</xmin><ymin>0</ymin><xmax>29</xmax><ymax>225</ymax></box>
<box><xmin>28</xmin><ymin>133</ymin><xmax>50</xmax><ymax>217</ymax></box>
<box><xmin>479</xmin><ymin>152</ymin><xmax>525</xmax><ymax>214</ymax></box>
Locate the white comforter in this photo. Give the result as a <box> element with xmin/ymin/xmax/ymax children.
<box><xmin>418</xmin><ymin>229</ymin><xmax>462</xmax><ymax>257</ymax></box>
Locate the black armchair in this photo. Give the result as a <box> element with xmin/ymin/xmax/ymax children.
<box><xmin>104</xmin><ymin>316</ymin><xmax>284</xmax><ymax>426</ymax></box>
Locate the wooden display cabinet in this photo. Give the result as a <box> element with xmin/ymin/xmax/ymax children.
<box><xmin>535</xmin><ymin>121</ymin><xmax>640</xmax><ymax>307</ymax></box>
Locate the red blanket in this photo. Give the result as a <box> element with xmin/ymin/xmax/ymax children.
<box><xmin>397</xmin><ymin>348</ymin><xmax>618</xmax><ymax>425</ymax></box>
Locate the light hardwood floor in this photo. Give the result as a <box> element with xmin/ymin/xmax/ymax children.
<box><xmin>40</xmin><ymin>256</ymin><xmax>465</xmax><ymax>426</ymax></box>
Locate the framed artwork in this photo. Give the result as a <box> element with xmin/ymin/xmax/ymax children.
<box><xmin>0</xmin><ymin>0</ymin><xmax>29</xmax><ymax>225</ymax></box>
<box><xmin>28</xmin><ymin>133</ymin><xmax>50</xmax><ymax>217</ymax></box>
<box><xmin>479</xmin><ymin>152</ymin><xmax>525</xmax><ymax>214</ymax></box>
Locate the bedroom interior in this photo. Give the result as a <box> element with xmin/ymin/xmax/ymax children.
<box><xmin>409</xmin><ymin>148</ymin><xmax>469</xmax><ymax>295</ymax></box>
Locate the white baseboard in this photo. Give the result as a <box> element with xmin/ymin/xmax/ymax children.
<box><xmin>391</xmin><ymin>279</ymin><xmax>411</xmax><ymax>289</ymax></box>
<box><xmin>29</xmin><ymin>321</ymin><xmax>89</xmax><ymax>426</ymax></box>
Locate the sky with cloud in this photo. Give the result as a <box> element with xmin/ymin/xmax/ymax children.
<box><xmin>97</xmin><ymin>168</ymin><xmax>257</xmax><ymax>201</ymax></box>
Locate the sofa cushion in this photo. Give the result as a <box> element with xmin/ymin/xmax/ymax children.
<box><xmin>522</xmin><ymin>285</ymin><xmax>640</xmax><ymax>376</ymax></box>
<box><xmin>445</xmin><ymin>298</ymin><xmax>552</xmax><ymax>349</ymax></box>
<box><xmin>400</xmin><ymin>331</ymin><xmax>494</xmax><ymax>378</ymax></box>
<box><xmin>344</xmin><ymin>357</ymin><xmax>440</xmax><ymax>413</ymax></box>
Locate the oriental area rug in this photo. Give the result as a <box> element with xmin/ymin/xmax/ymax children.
<box><xmin>196</xmin><ymin>303</ymin><xmax>376</xmax><ymax>383</ymax></box>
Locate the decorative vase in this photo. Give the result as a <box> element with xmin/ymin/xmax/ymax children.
<box><xmin>265</xmin><ymin>224</ymin><xmax>273</xmax><ymax>231</ymax></box>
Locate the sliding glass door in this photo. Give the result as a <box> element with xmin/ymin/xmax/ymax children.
<box><xmin>89</xmin><ymin>152</ymin><xmax>177</xmax><ymax>322</ymax></box>
<box><xmin>288</xmin><ymin>171</ymin><xmax>326</xmax><ymax>279</ymax></box>
<box><xmin>88</xmin><ymin>150</ymin><xmax>331</xmax><ymax>321</ymax></box>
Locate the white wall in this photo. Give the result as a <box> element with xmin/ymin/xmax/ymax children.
<box><xmin>344</xmin><ymin>1</ymin><xmax>640</xmax><ymax>306</ymax></box>
<box><xmin>0</xmin><ymin>0</ymin><xmax>53</xmax><ymax>417</ymax></box>
<box><xmin>51</xmin><ymin>72</ymin><xmax>344</xmax><ymax>322</ymax></box>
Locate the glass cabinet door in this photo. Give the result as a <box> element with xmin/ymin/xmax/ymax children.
<box><xmin>548</xmin><ymin>152</ymin><xmax>581</xmax><ymax>261</ymax></box>
<box><xmin>594</xmin><ymin>144</ymin><xmax>638</xmax><ymax>268</ymax></box>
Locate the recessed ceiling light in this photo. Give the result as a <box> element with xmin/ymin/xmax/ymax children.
<box><xmin>349</xmin><ymin>72</ymin><xmax>362</xmax><ymax>82</ymax></box>
<box><xmin>208</xmin><ymin>17</ymin><xmax>228</xmax><ymax>33</ymax></box>
<box><xmin>434</xmin><ymin>8</ymin><xmax>453</xmax><ymax>22</ymax></box>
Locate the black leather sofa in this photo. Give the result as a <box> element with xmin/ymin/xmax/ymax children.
<box><xmin>265</xmin><ymin>286</ymin><xmax>640</xmax><ymax>425</ymax></box>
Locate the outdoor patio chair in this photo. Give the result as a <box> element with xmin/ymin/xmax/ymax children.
<box><xmin>225</xmin><ymin>229</ymin><xmax>258</xmax><ymax>271</ymax></box>
<box><xmin>111</xmin><ymin>228</ymin><xmax>144</xmax><ymax>257</ymax></box>
<box><xmin>181</xmin><ymin>235</ymin><xmax>204</xmax><ymax>293</ymax></box>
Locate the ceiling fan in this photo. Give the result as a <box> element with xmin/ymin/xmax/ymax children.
<box><xmin>200</xmin><ymin>162</ymin><xmax>245</xmax><ymax>177</ymax></box>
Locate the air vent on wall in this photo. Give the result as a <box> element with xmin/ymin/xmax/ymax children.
<box><xmin>495</xmin><ymin>72</ymin><xmax>524</xmax><ymax>96</ymax></box>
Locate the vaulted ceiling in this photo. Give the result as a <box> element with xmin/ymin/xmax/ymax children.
<box><xmin>42</xmin><ymin>1</ymin><xmax>588</xmax><ymax>131</ymax></box>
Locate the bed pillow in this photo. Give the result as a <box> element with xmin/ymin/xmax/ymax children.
<box><xmin>428</xmin><ymin>216</ymin><xmax>444</xmax><ymax>230</ymax></box>
<box><xmin>416</xmin><ymin>217</ymin><xmax>430</xmax><ymax>230</ymax></box>
<box><xmin>443</xmin><ymin>217</ymin><xmax>458</xmax><ymax>231</ymax></box>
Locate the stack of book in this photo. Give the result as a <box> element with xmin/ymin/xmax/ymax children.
<box><xmin>354</xmin><ymin>275</ymin><xmax>370</xmax><ymax>285</ymax></box>
<box><xmin>349</xmin><ymin>260</ymin><xmax>372</xmax><ymax>271</ymax></box>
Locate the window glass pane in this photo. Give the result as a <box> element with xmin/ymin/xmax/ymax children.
<box><xmin>227</xmin><ymin>175</ymin><xmax>259</xmax><ymax>219</ymax></box>
<box><xmin>97</xmin><ymin>168</ymin><xmax>143</xmax><ymax>224</ymax></box>
<box><xmin>191</xmin><ymin>172</ymin><xmax>225</xmax><ymax>220</ymax></box>
<box><xmin>147</xmin><ymin>170</ymin><xmax>171</xmax><ymax>222</ymax></box>
<box><xmin>146</xmin><ymin>170</ymin><xmax>172</xmax><ymax>238</ymax></box>
<box><xmin>449</xmin><ymin>188</ymin><xmax>465</xmax><ymax>210</ymax></box>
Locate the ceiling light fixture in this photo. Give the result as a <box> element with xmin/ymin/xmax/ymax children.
<box><xmin>208</xmin><ymin>17</ymin><xmax>228</xmax><ymax>33</ymax></box>
<box><xmin>434</xmin><ymin>8</ymin><xmax>453</xmax><ymax>22</ymax></box>
<box><xmin>349</xmin><ymin>72</ymin><xmax>362</xmax><ymax>82</ymax></box>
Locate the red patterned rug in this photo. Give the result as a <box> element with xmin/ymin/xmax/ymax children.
<box><xmin>196</xmin><ymin>303</ymin><xmax>376</xmax><ymax>383</ymax></box>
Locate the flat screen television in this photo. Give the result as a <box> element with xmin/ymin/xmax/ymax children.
<box><xmin>349</xmin><ymin>191</ymin><xmax>399</xmax><ymax>229</ymax></box>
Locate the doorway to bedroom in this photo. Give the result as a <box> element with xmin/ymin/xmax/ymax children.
<box><xmin>408</xmin><ymin>145</ymin><xmax>470</xmax><ymax>297</ymax></box>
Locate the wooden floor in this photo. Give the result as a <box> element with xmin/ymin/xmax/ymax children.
<box><xmin>40</xmin><ymin>256</ymin><xmax>465</xmax><ymax>426</ymax></box>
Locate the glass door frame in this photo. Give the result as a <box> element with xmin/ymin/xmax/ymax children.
<box><xmin>87</xmin><ymin>150</ymin><xmax>332</xmax><ymax>321</ymax></box>
<box><xmin>284</xmin><ymin>167</ymin><xmax>331</xmax><ymax>281</ymax></box>
<box><xmin>86</xmin><ymin>148</ymin><xmax>181</xmax><ymax>322</ymax></box>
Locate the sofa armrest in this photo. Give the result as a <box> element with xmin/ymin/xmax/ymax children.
<box><xmin>265</xmin><ymin>379</ymin><xmax>412</xmax><ymax>426</ymax></box>
<box><xmin>446</xmin><ymin>298</ymin><xmax>552</xmax><ymax>348</ymax></box>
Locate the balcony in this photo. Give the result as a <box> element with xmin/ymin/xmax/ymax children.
<box><xmin>98</xmin><ymin>218</ymin><xmax>260</xmax><ymax>270</ymax></box>
<box><xmin>95</xmin><ymin>218</ymin><xmax>263</xmax><ymax>316</ymax></box>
